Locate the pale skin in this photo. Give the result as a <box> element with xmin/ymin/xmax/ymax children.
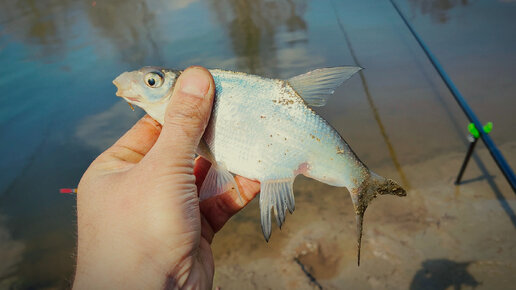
<box><xmin>73</xmin><ymin>67</ymin><xmax>260</xmax><ymax>289</ymax></box>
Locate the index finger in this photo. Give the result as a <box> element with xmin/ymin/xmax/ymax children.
<box><xmin>199</xmin><ymin>172</ymin><xmax>260</xmax><ymax>234</ymax></box>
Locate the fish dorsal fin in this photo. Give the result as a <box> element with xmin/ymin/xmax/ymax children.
<box><xmin>288</xmin><ymin>66</ymin><xmax>362</xmax><ymax>107</ymax></box>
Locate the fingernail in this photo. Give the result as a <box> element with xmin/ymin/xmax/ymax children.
<box><xmin>179</xmin><ymin>68</ymin><xmax>210</xmax><ymax>98</ymax></box>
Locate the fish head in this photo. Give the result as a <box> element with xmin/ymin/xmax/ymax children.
<box><xmin>113</xmin><ymin>66</ymin><xmax>180</xmax><ymax>123</ymax></box>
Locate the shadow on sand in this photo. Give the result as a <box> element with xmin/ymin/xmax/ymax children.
<box><xmin>410</xmin><ymin>259</ymin><xmax>480</xmax><ymax>290</ymax></box>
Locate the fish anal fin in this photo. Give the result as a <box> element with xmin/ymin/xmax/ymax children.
<box><xmin>288</xmin><ymin>66</ymin><xmax>362</xmax><ymax>107</ymax></box>
<box><xmin>259</xmin><ymin>178</ymin><xmax>296</xmax><ymax>241</ymax></box>
<box><xmin>199</xmin><ymin>161</ymin><xmax>243</xmax><ymax>204</ymax></box>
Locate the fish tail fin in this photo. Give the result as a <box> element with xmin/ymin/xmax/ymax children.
<box><xmin>350</xmin><ymin>171</ymin><xmax>406</xmax><ymax>266</ymax></box>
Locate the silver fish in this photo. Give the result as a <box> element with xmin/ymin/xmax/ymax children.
<box><xmin>113</xmin><ymin>66</ymin><xmax>406</xmax><ymax>265</ymax></box>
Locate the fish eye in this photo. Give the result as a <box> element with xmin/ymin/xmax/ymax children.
<box><xmin>144</xmin><ymin>72</ymin><xmax>164</xmax><ymax>88</ymax></box>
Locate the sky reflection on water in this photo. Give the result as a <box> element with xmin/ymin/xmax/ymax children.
<box><xmin>0</xmin><ymin>0</ymin><xmax>515</xmax><ymax>288</ymax></box>
<box><xmin>408</xmin><ymin>0</ymin><xmax>471</xmax><ymax>23</ymax></box>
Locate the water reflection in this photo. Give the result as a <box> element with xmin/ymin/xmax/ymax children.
<box><xmin>86</xmin><ymin>0</ymin><xmax>163</xmax><ymax>65</ymax></box>
<box><xmin>0</xmin><ymin>0</ymin><xmax>76</xmax><ymax>60</ymax></box>
<box><xmin>76</xmin><ymin>101</ymin><xmax>144</xmax><ymax>151</ymax></box>
<box><xmin>0</xmin><ymin>0</ymin><xmax>314</xmax><ymax>73</ymax></box>
<box><xmin>409</xmin><ymin>0</ymin><xmax>470</xmax><ymax>23</ymax></box>
<box><xmin>209</xmin><ymin>0</ymin><xmax>308</xmax><ymax>75</ymax></box>
<box><xmin>0</xmin><ymin>0</ymin><xmax>164</xmax><ymax>65</ymax></box>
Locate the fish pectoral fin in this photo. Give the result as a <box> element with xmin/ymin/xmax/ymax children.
<box><xmin>259</xmin><ymin>178</ymin><xmax>296</xmax><ymax>241</ymax></box>
<box><xmin>199</xmin><ymin>161</ymin><xmax>243</xmax><ymax>204</ymax></box>
<box><xmin>287</xmin><ymin>66</ymin><xmax>362</xmax><ymax>107</ymax></box>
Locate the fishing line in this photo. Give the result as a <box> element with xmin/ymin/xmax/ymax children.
<box><xmin>329</xmin><ymin>0</ymin><xmax>411</xmax><ymax>190</ymax></box>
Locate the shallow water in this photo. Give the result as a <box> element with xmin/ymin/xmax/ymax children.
<box><xmin>0</xmin><ymin>0</ymin><xmax>515</xmax><ymax>288</ymax></box>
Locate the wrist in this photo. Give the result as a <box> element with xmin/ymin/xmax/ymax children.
<box><xmin>73</xmin><ymin>239</ymin><xmax>170</xmax><ymax>289</ymax></box>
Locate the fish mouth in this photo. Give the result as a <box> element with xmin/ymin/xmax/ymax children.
<box><xmin>125</xmin><ymin>96</ymin><xmax>140</xmax><ymax>103</ymax></box>
<box><xmin>113</xmin><ymin>72</ymin><xmax>133</xmax><ymax>97</ymax></box>
<box><xmin>113</xmin><ymin>78</ymin><xmax>140</xmax><ymax>103</ymax></box>
<box><xmin>113</xmin><ymin>79</ymin><xmax>124</xmax><ymax>97</ymax></box>
<box><xmin>114</xmin><ymin>87</ymin><xmax>140</xmax><ymax>103</ymax></box>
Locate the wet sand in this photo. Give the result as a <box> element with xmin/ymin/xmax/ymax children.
<box><xmin>211</xmin><ymin>141</ymin><xmax>516</xmax><ymax>289</ymax></box>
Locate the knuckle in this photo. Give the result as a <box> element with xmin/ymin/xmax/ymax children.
<box><xmin>167</xmin><ymin>99</ymin><xmax>204</xmax><ymax>124</ymax></box>
<box><xmin>164</xmin><ymin>98</ymin><xmax>209</xmax><ymax>136</ymax></box>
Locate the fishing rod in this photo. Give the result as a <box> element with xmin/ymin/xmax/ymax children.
<box><xmin>388</xmin><ymin>0</ymin><xmax>516</xmax><ymax>193</ymax></box>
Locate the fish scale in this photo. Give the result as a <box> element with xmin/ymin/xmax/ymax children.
<box><xmin>113</xmin><ymin>66</ymin><xmax>407</xmax><ymax>265</ymax></box>
<box><xmin>208</xmin><ymin>71</ymin><xmax>307</xmax><ymax>180</ymax></box>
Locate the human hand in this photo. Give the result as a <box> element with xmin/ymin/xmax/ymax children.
<box><xmin>73</xmin><ymin>67</ymin><xmax>260</xmax><ymax>289</ymax></box>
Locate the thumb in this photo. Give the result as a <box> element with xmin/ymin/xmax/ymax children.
<box><xmin>149</xmin><ymin>66</ymin><xmax>215</xmax><ymax>162</ymax></box>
